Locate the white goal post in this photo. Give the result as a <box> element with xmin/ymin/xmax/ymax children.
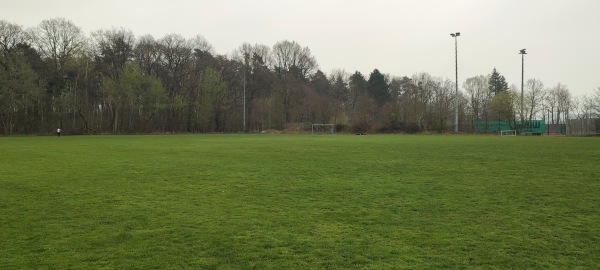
<box><xmin>311</xmin><ymin>124</ymin><xmax>336</xmax><ymax>134</ymax></box>
<box><xmin>500</xmin><ymin>130</ymin><xmax>516</xmax><ymax>136</ymax></box>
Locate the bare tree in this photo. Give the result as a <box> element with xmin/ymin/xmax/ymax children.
<box><xmin>0</xmin><ymin>20</ymin><xmax>29</xmax><ymax>48</ymax></box>
<box><xmin>386</xmin><ymin>75</ymin><xmax>413</xmax><ymax>128</ymax></box>
<box><xmin>524</xmin><ymin>78</ymin><xmax>545</xmax><ymax>121</ymax></box>
<box><xmin>410</xmin><ymin>73</ymin><xmax>436</xmax><ymax>130</ymax></box>
<box><xmin>555</xmin><ymin>83</ymin><xmax>571</xmax><ymax>124</ymax></box>
<box><xmin>545</xmin><ymin>83</ymin><xmax>571</xmax><ymax>124</ymax></box>
<box><xmin>545</xmin><ymin>86</ymin><xmax>557</xmax><ymax>124</ymax></box>
<box><xmin>429</xmin><ymin>77</ymin><xmax>454</xmax><ymax>132</ymax></box>
<box><xmin>571</xmin><ymin>95</ymin><xmax>595</xmax><ymax>120</ymax></box>
<box><xmin>272</xmin><ymin>40</ymin><xmax>317</xmax><ymax>79</ymax></box>
<box><xmin>157</xmin><ymin>34</ymin><xmax>194</xmax><ymax>131</ymax></box>
<box><xmin>32</xmin><ymin>18</ymin><xmax>84</xmax><ymax>70</ymax></box>
<box><xmin>30</xmin><ymin>18</ymin><xmax>85</xmax><ymax>129</ymax></box>
<box><xmin>189</xmin><ymin>34</ymin><xmax>214</xmax><ymax>55</ymax></box>
<box><xmin>232</xmin><ymin>42</ymin><xmax>271</xmax><ymax>67</ymax></box>
<box><xmin>463</xmin><ymin>75</ymin><xmax>491</xmax><ymax>129</ymax></box>
<box><xmin>0</xmin><ymin>20</ymin><xmax>31</xmax><ymax>68</ymax></box>
<box><xmin>157</xmin><ymin>34</ymin><xmax>193</xmax><ymax>98</ymax></box>
<box><xmin>250</xmin><ymin>44</ymin><xmax>272</xmax><ymax>68</ymax></box>
<box><xmin>593</xmin><ymin>87</ymin><xmax>600</xmax><ymax>117</ymax></box>
<box><xmin>134</xmin><ymin>35</ymin><xmax>161</xmax><ymax>77</ymax></box>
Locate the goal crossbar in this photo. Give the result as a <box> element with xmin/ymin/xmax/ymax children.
<box><xmin>311</xmin><ymin>124</ymin><xmax>336</xmax><ymax>134</ymax></box>
<box><xmin>500</xmin><ymin>130</ymin><xmax>516</xmax><ymax>136</ymax></box>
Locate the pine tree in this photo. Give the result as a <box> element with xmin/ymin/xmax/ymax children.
<box><xmin>367</xmin><ymin>69</ymin><xmax>390</xmax><ymax>106</ymax></box>
<box><xmin>489</xmin><ymin>68</ymin><xmax>508</xmax><ymax>95</ymax></box>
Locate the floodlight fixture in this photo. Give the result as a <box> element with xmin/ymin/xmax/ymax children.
<box><xmin>519</xmin><ymin>49</ymin><xmax>527</xmax><ymax>129</ymax></box>
<box><xmin>450</xmin><ymin>32</ymin><xmax>461</xmax><ymax>133</ymax></box>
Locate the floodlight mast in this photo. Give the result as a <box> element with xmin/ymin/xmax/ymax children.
<box><xmin>243</xmin><ymin>66</ymin><xmax>246</xmax><ymax>132</ymax></box>
<box><xmin>519</xmin><ymin>49</ymin><xmax>527</xmax><ymax>130</ymax></box>
<box><xmin>242</xmin><ymin>54</ymin><xmax>248</xmax><ymax>133</ymax></box>
<box><xmin>450</xmin><ymin>32</ymin><xmax>460</xmax><ymax>133</ymax></box>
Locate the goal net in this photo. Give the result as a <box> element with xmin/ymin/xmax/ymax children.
<box><xmin>312</xmin><ymin>124</ymin><xmax>336</xmax><ymax>134</ymax></box>
<box><xmin>500</xmin><ymin>130</ymin><xmax>516</xmax><ymax>136</ymax></box>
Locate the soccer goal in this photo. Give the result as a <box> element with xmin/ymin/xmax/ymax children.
<box><xmin>312</xmin><ymin>124</ymin><xmax>336</xmax><ymax>134</ymax></box>
<box><xmin>500</xmin><ymin>130</ymin><xmax>517</xmax><ymax>136</ymax></box>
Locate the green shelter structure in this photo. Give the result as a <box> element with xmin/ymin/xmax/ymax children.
<box><xmin>475</xmin><ymin>120</ymin><xmax>547</xmax><ymax>135</ymax></box>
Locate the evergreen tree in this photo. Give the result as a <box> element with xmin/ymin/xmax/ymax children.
<box><xmin>309</xmin><ymin>70</ymin><xmax>330</xmax><ymax>95</ymax></box>
<box><xmin>349</xmin><ymin>71</ymin><xmax>367</xmax><ymax>94</ymax></box>
<box><xmin>367</xmin><ymin>69</ymin><xmax>390</xmax><ymax>106</ymax></box>
<box><xmin>348</xmin><ymin>71</ymin><xmax>367</xmax><ymax>109</ymax></box>
<box><xmin>329</xmin><ymin>72</ymin><xmax>348</xmax><ymax>103</ymax></box>
<box><xmin>489</xmin><ymin>68</ymin><xmax>508</xmax><ymax>95</ymax></box>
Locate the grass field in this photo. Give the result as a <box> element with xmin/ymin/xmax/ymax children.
<box><xmin>1</xmin><ymin>134</ymin><xmax>599</xmax><ymax>269</ymax></box>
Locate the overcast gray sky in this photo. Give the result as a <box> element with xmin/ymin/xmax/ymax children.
<box><xmin>2</xmin><ymin>0</ymin><xmax>599</xmax><ymax>96</ymax></box>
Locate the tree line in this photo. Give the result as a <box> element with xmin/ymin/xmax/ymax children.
<box><xmin>1</xmin><ymin>18</ymin><xmax>599</xmax><ymax>135</ymax></box>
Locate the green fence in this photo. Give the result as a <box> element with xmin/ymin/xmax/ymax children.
<box><xmin>475</xmin><ymin>120</ymin><xmax>547</xmax><ymax>134</ymax></box>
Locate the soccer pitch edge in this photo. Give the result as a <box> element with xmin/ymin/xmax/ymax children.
<box><xmin>0</xmin><ymin>134</ymin><xmax>599</xmax><ymax>268</ymax></box>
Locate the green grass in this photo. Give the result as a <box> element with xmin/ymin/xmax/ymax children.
<box><xmin>1</xmin><ymin>134</ymin><xmax>599</xmax><ymax>269</ymax></box>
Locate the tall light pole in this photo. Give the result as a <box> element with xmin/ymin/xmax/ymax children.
<box><xmin>450</xmin><ymin>32</ymin><xmax>460</xmax><ymax>133</ymax></box>
<box><xmin>243</xmin><ymin>69</ymin><xmax>246</xmax><ymax>133</ymax></box>
<box><xmin>242</xmin><ymin>54</ymin><xmax>248</xmax><ymax>133</ymax></box>
<box><xmin>519</xmin><ymin>49</ymin><xmax>527</xmax><ymax>129</ymax></box>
